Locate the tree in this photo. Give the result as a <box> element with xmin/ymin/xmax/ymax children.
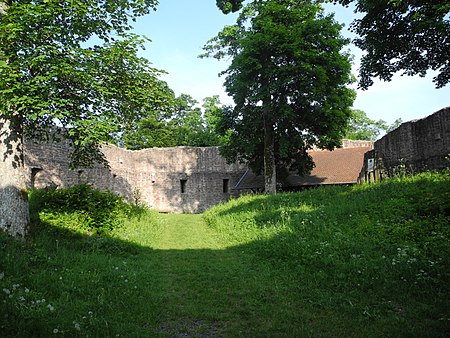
<box><xmin>345</xmin><ymin>110</ymin><xmax>405</xmax><ymax>140</ymax></box>
<box><xmin>0</xmin><ymin>0</ymin><xmax>166</xmax><ymax>236</ymax></box>
<box><xmin>199</xmin><ymin>96</ymin><xmax>230</xmax><ymax>146</ymax></box>
<box><xmin>168</xmin><ymin>94</ymin><xmax>227</xmax><ymax>147</ymax></box>
<box><xmin>204</xmin><ymin>0</ymin><xmax>355</xmax><ymax>192</ymax></box>
<box><xmin>168</xmin><ymin>94</ymin><xmax>205</xmax><ymax>146</ymax></box>
<box><xmin>216</xmin><ymin>0</ymin><xmax>450</xmax><ymax>89</ymax></box>
<box><xmin>345</xmin><ymin>109</ymin><xmax>387</xmax><ymax>141</ymax></box>
<box><xmin>386</xmin><ymin>118</ymin><xmax>403</xmax><ymax>133</ymax></box>
<box><xmin>121</xmin><ymin>94</ymin><xmax>228</xmax><ymax>150</ymax></box>
<box><xmin>335</xmin><ymin>0</ymin><xmax>450</xmax><ymax>89</ymax></box>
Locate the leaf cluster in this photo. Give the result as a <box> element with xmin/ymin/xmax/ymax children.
<box><xmin>335</xmin><ymin>0</ymin><xmax>450</xmax><ymax>88</ymax></box>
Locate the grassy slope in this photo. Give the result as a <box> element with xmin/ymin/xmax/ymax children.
<box><xmin>204</xmin><ymin>171</ymin><xmax>450</xmax><ymax>336</ymax></box>
<box><xmin>0</xmin><ymin>172</ymin><xmax>449</xmax><ymax>337</ymax></box>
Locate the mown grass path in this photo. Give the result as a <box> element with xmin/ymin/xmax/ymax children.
<box><xmin>146</xmin><ymin>214</ymin><xmax>266</xmax><ymax>337</ymax></box>
<box><xmin>142</xmin><ymin>213</ymin><xmax>310</xmax><ymax>337</ymax></box>
<box><xmin>134</xmin><ymin>213</ymin><xmax>383</xmax><ymax>338</ymax></box>
<box><xmin>156</xmin><ymin>214</ymin><xmax>226</xmax><ymax>250</ymax></box>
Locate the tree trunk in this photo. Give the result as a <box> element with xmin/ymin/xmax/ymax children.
<box><xmin>0</xmin><ymin>114</ymin><xmax>30</xmax><ymax>237</ymax></box>
<box><xmin>263</xmin><ymin>110</ymin><xmax>277</xmax><ymax>193</ymax></box>
<box><xmin>0</xmin><ymin>1</ymin><xmax>29</xmax><ymax>237</ymax></box>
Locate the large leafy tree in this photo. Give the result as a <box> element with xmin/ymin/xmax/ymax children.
<box><xmin>204</xmin><ymin>0</ymin><xmax>355</xmax><ymax>192</ymax></box>
<box><xmin>216</xmin><ymin>0</ymin><xmax>450</xmax><ymax>89</ymax></box>
<box><xmin>0</xmin><ymin>0</ymin><xmax>168</xmax><ymax>236</ymax></box>
<box><xmin>336</xmin><ymin>0</ymin><xmax>450</xmax><ymax>89</ymax></box>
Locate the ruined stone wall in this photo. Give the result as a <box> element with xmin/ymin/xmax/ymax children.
<box><xmin>24</xmin><ymin>141</ymin><xmax>247</xmax><ymax>213</ymax></box>
<box><xmin>359</xmin><ymin>107</ymin><xmax>450</xmax><ymax>182</ymax></box>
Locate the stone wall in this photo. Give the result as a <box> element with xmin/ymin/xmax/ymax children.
<box><xmin>359</xmin><ymin>107</ymin><xmax>450</xmax><ymax>182</ymax></box>
<box><xmin>24</xmin><ymin>141</ymin><xmax>247</xmax><ymax>213</ymax></box>
<box><xmin>24</xmin><ymin>138</ymin><xmax>376</xmax><ymax>212</ymax></box>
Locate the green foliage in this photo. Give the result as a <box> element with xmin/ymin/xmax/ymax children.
<box><xmin>216</xmin><ymin>0</ymin><xmax>243</xmax><ymax>13</ymax></box>
<box><xmin>217</xmin><ymin>0</ymin><xmax>450</xmax><ymax>88</ymax></box>
<box><xmin>335</xmin><ymin>0</ymin><xmax>450</xmax><ymax>89</ymax></box>
<box><xmin>168</xmin><ymin>94</ymin><xmax>229</xmax><ymax>147</ymax></box>
<box><xmin>29</xmin><ymin>184</ymin><xmax>145</xmax><ymax>235</ymax></box>
<box><xmin>0</xmin><ymin>0</ymin><xmax>172</xmax><ymax>166</ymax></box>
<box><xmin>204</xmin><ymin>0</ymin><xmax>355</xmax><ymax>188</ymax></box>
<box><xmin>122</xmin><ymin>114</ymin><xmax>177</xmax><ymax>149</ymax></box>
<box><xmin>123</xmin><ymin>93</ymin><xmax>229</xmax><ymax>149</ymax></box>
<box><xmin>386</xmin><ymin>117</ymin><xmax>403</xmax><ymax>133</ymax></box>
<box><xmin>345</xmin><ymin>109</ymin><xmax>388</xmax><ymax>140</ymax></box>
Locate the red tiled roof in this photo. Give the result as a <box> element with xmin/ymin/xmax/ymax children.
<box><xmin>290</xmin><ymin>147</ymin><xmax>372</xmax><ymax>185</ymax></box>
<box><xmin>236</xmin><ymin>146</ymin><xmax>372</xmax><ymax>189</ymax></box>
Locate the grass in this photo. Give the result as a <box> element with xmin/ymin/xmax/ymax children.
<box><xmin>1</xmin><ymin>171</ymin><xmax>449</xmax><ymax>337</ymax></box>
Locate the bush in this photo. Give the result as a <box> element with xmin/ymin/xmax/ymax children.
<box><xmin>29</xmin><ymin>184</ymin><xmax>145</xmax><ymax>235</ymax></box>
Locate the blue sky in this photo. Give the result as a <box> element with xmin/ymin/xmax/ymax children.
<box><xmin>132</xmin><ymin>0</ymin><xmax>449</xmax><ymax>126</ymax></box>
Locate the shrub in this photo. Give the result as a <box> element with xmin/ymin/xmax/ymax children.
<box><xmin>29</xmin><ymin>184</ymin><xmax>145</xmax><ymax>235</ymax></box>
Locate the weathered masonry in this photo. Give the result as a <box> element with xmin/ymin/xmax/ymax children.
<box><xmin>24</xmin><ymin>139</ymin><xmax>372</xmax><ymax>213</ymax></box>
<box><xmin>25</xmin><ymin>143</ymin><xmax>247</xmax><ymax>213</ymax></box>
<box><xmin>359</xmin><ymin>106</ymin><xmax>450</xmax><ymax>182</ymax></box>
<box><xmin>22</xmin><ymin>106</ymin><xmax>450</xmax><ymax>213</ymax></box>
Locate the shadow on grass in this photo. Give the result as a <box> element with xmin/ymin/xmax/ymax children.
<box><xmin>1</xmin><ymin>173</ymin><xmax>449</xmax><ymax>337</ymax></box>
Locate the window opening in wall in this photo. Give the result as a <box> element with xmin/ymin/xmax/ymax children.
<box><xmin>77</xmin><ymin>170</ymin><xmax>84</xmax><ymax>183</ymax></box>
<box><xmin>223</xmin><ymin>179</ymin><xmax>230</xmax><ymax>193</ymax></box>
<box><xmin>31</xmin><ymin>168</ymin><xmax>43</xmax><ymax>188</ymax></box>
<box><xmin>180</xmin><ymin>179</ymin><xmax>187</xmax><ymax>194</ymax></box>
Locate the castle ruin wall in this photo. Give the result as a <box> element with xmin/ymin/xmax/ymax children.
<box><xmin>359</xmin><ymin>107</ymin><xmax>450</xmax><ymax>182</ymax></box>
<box><xmin>24</xmin><ymin>141</ymin><xmax>248</xmax><ymax>213</ymax></box>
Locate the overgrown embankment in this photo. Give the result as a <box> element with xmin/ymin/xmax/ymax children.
<box><xmin>0</xmin><ymin>172</ymin><xmax>449</xmax><ymax>337</ymax></box>
<box><xmin>204</xmin><ymin>171</ymin><xmax>450</xmax><ymax>336</ymax></box>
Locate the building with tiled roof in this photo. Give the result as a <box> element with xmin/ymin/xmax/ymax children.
<box><xmin>235</xmin><ymin>141</ymin><xmax>373</xmax><ymax>192</ymax></box>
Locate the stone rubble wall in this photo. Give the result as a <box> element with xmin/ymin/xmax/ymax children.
<box><xmin>24</xmin><ymin>138</ymin><xmax>375</xmax><ymax>213</ymax></box>
<box><xmin>24</xmin><ymin>142</ymin><xmax>247</xmax><ymax>213</ymax></box>
<box><xmin>359</xmin><ymin>107</ymin><xmax>450</xmax><ymax>182</ymax></box>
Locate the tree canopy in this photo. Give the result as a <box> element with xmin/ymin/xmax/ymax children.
<box><xmin>204</xmin><ymin>0</ymin><xmax>355</xmax><ymax>192</ymax></box>
<box><xmin>122</xmin><ymin>94</ymin><xmax>228</xmax><ymax>150</ymax></box>
<box><xmin>0</xmin><ymin>0</ymin><xmax>171</xmax><ymax>166</ymax></box>
<box><xmin>337</xmin><ymin>0</ymin><xmax>450</xmax><ymax>89</ymax></box>
<box><xmin>0</xmin><ymin>0</ymin><xmax>172</xmax><ymax>236</ymax></box>
<box><xmin>345</xmin><ymin>109</ymin><xmax>387</xmax><ymax>141</ymax></box>
<box><xmin>345</xmin><ymin>110</ymin><xmax>405</xmax><ymax>140</ymax></box>
<box><xmin>217</xmin><ymin>0</ymin><xmax>450</xmax><ymax>89</ymax></box>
